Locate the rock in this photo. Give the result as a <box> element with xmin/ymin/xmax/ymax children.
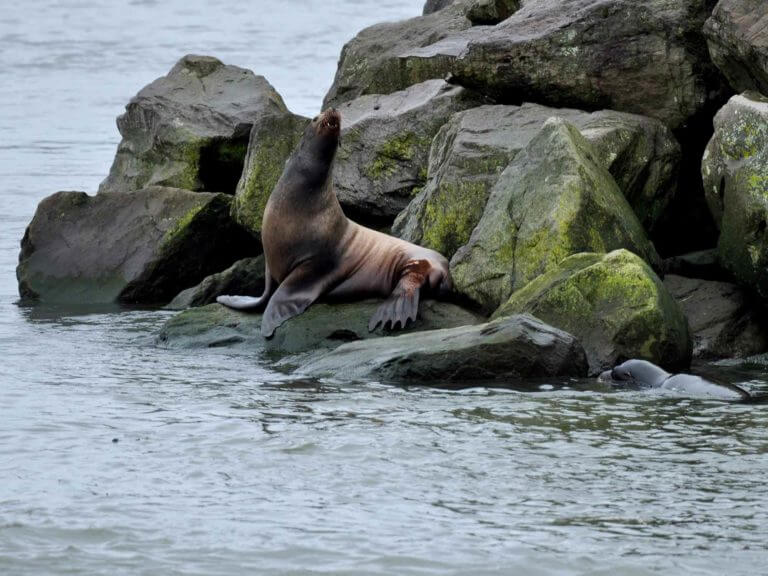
<box><xmin>334</xmin><ymin>80</ymin><xmax>481</xmax><ymax>225</ymax></box>
<box><xmin>494</xmin><ymin>250</ymin><xmax>692</xmax><ymax>375</ymax></box>
<box><xmin>424</xmin><ymin>0</ymin><xmax>519</xmax><ymax>22</ymax></box>
<box><xmin>449</xmin><ymin>117</ymin><xmax>661</xmax><ymax>313</ymax></box>
<box><xmin>450</xmin><ymin>0</ymin><xmax>728</xmax><ymax>130</ymax></box>
<box><xmin>704</xmin><ymin>0</ymin><xmax>768</xmax><ymax>94</ymax></box>
<box><xmin>702</xmin><ymin>93</ymin><xmax>768</xmax><ymax>298</ymax></box>
<box><xmin>662</xmin><ymin>250</ymin><xmax>730</xmax><ymax>282</ymax></box>
<box><xmin>300</xmin><ymin>313</ymin><xmax>588</xmax><ymax>383</ymax></box>
<box><xmin>166</xmin><ymin>256</ymin><xmax>265</xmax><ymax>310</ymax></box>
<box><xmin>230</xmin><ymin>112</ymin><xmax>309</xmax><ymax>234</ymax></box>
<box><xmin>393</xmin><ymin>103</ymin><xmax>679</xmax><ymax>257</ymax></box>
<box><xmin>664</xmin><ymin>274</ymin><xmax>768</xmax><ymax>359</ymax></box>
<box><xmin>99</xmin><ymin>55</ymin><xmax>289</xmax><ymax>195</ymax></box>
<box><xmin>323</xmin><ymin>4</ymin><xmax>475</xmax><ymax>108</ymax></box>
<box><xmin>156</xmin><ymin>300</ymin><xmax>483</xmax><ymax>355</ymax></box>
<box><xmin>17</xmin><ymin>187</ymin><xmax>258</xmax><ymax>304</ymax></box>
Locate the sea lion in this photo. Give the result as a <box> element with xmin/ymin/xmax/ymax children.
<box><xmin>217</xmin><ymin>108</ymin><xmax>452</xmax><ymax>337</ymax></box>
<box><xmin>598</xmin><ymin>359</ymin><xmax>762</xmax><ymax>402</ymax></box>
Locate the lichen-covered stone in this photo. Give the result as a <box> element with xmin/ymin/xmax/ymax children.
<box><xmin>449</xmin><ymin>117</ymin><xmax>661</xmax><ymax>313</ymax></box>
<box><xmin>702</xmin><ymin>93</ymin><xmax>768</xmax><ymax>298</ymax></box>
<box><xmin>494</xmin><ymin>251</ymin><xmax>692</xmax><ymax>375</ymax></box>
<box><xmin>393</xmin><ymin>103</ymin><xmax>679</xmax><ymax>257</ymax></box>
<box><xmin>664</xmin><ymin>274</ymin><xmax>768</xmax><ymax>360</ymax></box>
<box><xmin>156</xmin><ymin>300</ymin><xmax>482</xmax><ymax>356</ymax></box>
<box><xmin>300</xmin><ymin>313</ymin><xmax>588</xmax><ymax>383</ymax></box>
<box><xmin>451</xmin><ymin>0</ymin><xmax>729</xmax><ymax>131</ymax></box>
<box><xmin>17</xmin><ymin>187</ymin><xmax>258</xmax><ymax>304</ymax></box>
<box><xmin>333</xmin><ymin>80</ymin><xmax>480</xmax><ymax>224</ymax></box>
<box><xmin>704</xmin><ymin>0</ymin><xmax>768</xmax><ymax>94</ymax></box>
<box><xmin>167</xmin><ymin>256</ymin><xmax>266</xmax><ymax>310</ymax></box>
<box><xmin>323</xmin><ymin>4</ymin><xmax>480</xmax><ymax>108</ymax></box>
<box><xmin>231</xmin><ymin>113</ymin><xmax>309</xmax><ymax>234</ymax></box>
<box><xmin>99</xmin><ymin>55</ymin><xmax>289</xmax><ymax>195</ymax></box>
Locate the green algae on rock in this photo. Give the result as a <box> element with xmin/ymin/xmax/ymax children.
<box><xmin>393</xmin><ymin>103</ymin><xmax>679</xmax><ymax>257</ymax></box>
<box><xmin>17</xmin><ymin>187</ymin><xmax>258</xmax><ymax>304</ymax></box>
<box><xmin>99</xmin><ymin>55</ymin><xmax>290</xmax><ymax>196</ymax></box>
<box><xmin>702</xmin><ymin>93</ymin><xmax>768</xmax><ymax>299</ymax></box>
<box><xmin>494</xmin><ymin>250</ymin><xmax>691</xmax><ymax>375</ymax></box>
<box><xmin>449</xmin><ymin>117</ymin><xmax>660</xmax><ymax>314</ymax></box>
<box><xmin>299</xmin><ymin>313</ymin><xmax>588</xmax><ymax>383</ymax></box>
<box><xmin>231</xmin><ymin>113</ymin><xmax>309</xmax><ymax>234</ymax></box>
<box><xmin>156</xmin><ymin>300</ymin><xmax>482</xmax><ymax>357</ymax></box>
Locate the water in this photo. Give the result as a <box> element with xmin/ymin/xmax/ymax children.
<box><xmin>2</xmin><ymin>1</ymin><xmax>768</xmax><ymax>574</ymax></box>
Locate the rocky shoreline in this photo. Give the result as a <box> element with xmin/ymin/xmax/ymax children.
<box><xmin>17</xmin><ymin>0</ymin><xmax>768</xmax><ymax>383</ymax></box>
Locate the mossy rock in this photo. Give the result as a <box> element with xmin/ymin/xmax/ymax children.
<box><xmin>231</xmin><ymin>113</ymin><xmax>309</xmax><ymax>234</ymax></box>
<box><xmin>99</xmin><ymin>55</ymin><xmax>290</xmax><ymax>196</ymax></box>
<box><xmin>702</xmin><ymin>93</ymin><xmax>768</xmax><ymax>299</ymax></box>
<box><xmin>167</xmin><ymin>256</ymin><xmax>266</xmax><ymax>310</ymax></box>
<box><xmin>333</xmin><ymin>80</ymin><xmax>481</xmax><ymax>225</ymax></box>
<box><xmin>17</xmin><ymin>187</ymin><xmax>259</xmax><ymax>304</ymax></box>
<box><xmin>494</xmin><ymin>250</ymin><xmax>692</xmax><ymax>375</ymax></box>
<box><xmin>393</xmin><ymin>103</ymin><xmax>679</xmax><ymax>257</ymax></box>
<box><xmin>449</xmin><ymin>117</ymin><xmax>660</xmax><ymax>313</ymax></box>
<box><xmin>300</xmin><ymin>313</ymin><xmax>588</xmax><ymax>383</ymax></box>
<box><xmin>156</xmin><ymin>300</ymin><xmax>483</xmax><ymax>358</ymax></box>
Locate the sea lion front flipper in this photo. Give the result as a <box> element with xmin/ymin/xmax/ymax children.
<box><xmin>261</xmin><ymin>264</ymin><xmax>336</xmax><ymax>338</ymax></box>
<box><xmin>217</xmin><ymin>263</ymin><xmax>275</xmax><ymax>311</ymax></box>
<box><xmin>368</xmin><ymin>261</ymin><xmax>430</xmax><ymax>332</ymax></box>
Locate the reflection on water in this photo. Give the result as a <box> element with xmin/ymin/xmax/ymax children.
<box><xmin>1</xmin><ymin>1</ymin><xmax>768</xmax><ymax>575</ymax></box>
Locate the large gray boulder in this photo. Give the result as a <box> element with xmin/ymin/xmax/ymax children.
<box><xmin>230</xmin><ymin>112</ymin><xmax>309</xmax><ymax>235</ymax></box>
<box><xmin>704</xmin><ymin>0</ymin><xmax>768</xmax><ymax>94</ymax></box>
<box><xmin>702</xmin><ymin>93</ymin><xmax>768</xmax><ymax>298</ymax></box>
<box><xmin>17</xmin><ymin>187</ymin><xmax>257</xmax><ymax>304</ymax></box>
<box><xmin>323</xmin><ymin>3</ymin><xmax>497</xmax><ymax>108</ymax></box>
<box><xmin>300</xmin><ymin>314</ymin><xmax>588</xmax><ymax>383</ymax></box>
<box><xmin>393</xmin><ymin>103</ymin><xmax>679</xmax><ymax>257</ymax></box>
<box><xmin>494</xmin><ymin>250</ymin><xmax>692</xmax><ymax>375</ymax></box>
<box><xmin>99</xmin><ymin>55</ymin><xmax>290</xmax><ymax>195</ymax></box>
<box><xmin>449</xmin><ymin>117</ymin><xmax>661</xmax><ymax>313</ymax></box>
<box><xmin>156</xmin><ymin>300</ymin><xmax>482</xmax><ymax>356</ymax></box>
<box><xmin>167</xmin><ymin>256</ymin><xmax>265</xmax><ymax>310</ymax></box>
<box><xmin>664</xmin><ymin>274</ymin><xmax>768</xmax><ymax>360</ymax></box>
<box><xmin>451</xmin><ymin>0</ymin><xmax>729</xmax><ymax>131</ymax></box>
<box><xmin>334</xmin><ymin>80</ymin><xmax>480</xmax><ymax>224</ymax></box>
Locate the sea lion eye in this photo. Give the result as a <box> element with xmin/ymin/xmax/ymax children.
<box><xmin>312</xmin><ymin>115</ymin><xmax>319</xmax><ymax>122</ymax></box>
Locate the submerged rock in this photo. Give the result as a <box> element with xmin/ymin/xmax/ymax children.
<box><xmin>702</xmin><ymin>93</ymin><xmax>768</xmax><ymax>299</ymax></box>
<box><xmin>17</xmin><ymin>187</ymin><xmax>257</xmax><ymax>304</ymax></box>
<box><xmin>300</xmin><ymin>313</ymin><xmax>588</xmax><ymax>383</ymax></box>
<box><xmin>393</xmin><ymin>103</ymin><xmax>679</xmax><ymax>257</ymax></box>
<box><xmin>230</xmin><ymin>112</ymin><xmax>309</xmax><ymax>235</ymax></box>
<box><xmin>166</xmin><ymin>256</ymin><xmax>266</xmax><ymax>310</ymax></box>
<box><xmin>704</xmin><ymin>0</ymin><xmax>768</xmax><ymax>94</ymax></box>
<box><xmin>449</xmin><ymin>118</ymin><xmax>660</xmax><ymax>313</ymax></box>
<box><xmin>156</xmin><ymin>300</ymin><xmax>482</xmax><ymax>355</ymax></box>
<box><xmin>334</xmin><ymin>80</ymin><xmax>480</xmax><ymax>225</ymax></box>
<box><xmin>450</xmin><ymin>0</ymin><xmax>728</xmax><ymax>130</ymax></box>
<box><xmin>99</xmin><ymin>55</ymin><xmax>289</xmax><ymax>195</ymax></box>
<box><xmin>664</xmin><ymin>274</ymin><xmax>768</xmax><ymax>360</ymax></box>
<box><xmin>494</xmin><ymin>250</ymin><xmax>691</xmax><ymax>375</ymax></box>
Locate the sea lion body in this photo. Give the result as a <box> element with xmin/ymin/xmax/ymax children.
<box><xmin>599</xmin><ymin>359</ymin><xmax>755</xmax><ymax>402</ymax></box>
<box><xmin>217</xmin><ymin>109</ymin><xmax>452</xmax><ymax>337</ymax></box>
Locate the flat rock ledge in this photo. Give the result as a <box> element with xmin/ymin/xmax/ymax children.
<box><xmin>156</xmin><ymin>300</ymin><xmax>482</xmax><ymax>357</ymax></box>
<box><xmin>299</xmin><ymin>314</ymin><xmax>588</xmax><ymax>384</ymax></box>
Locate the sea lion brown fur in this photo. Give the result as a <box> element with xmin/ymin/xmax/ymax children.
<box><xmin>217</xmin><ymin>108</ymin><xmax>453</xmax><ymax>337</ymax></box>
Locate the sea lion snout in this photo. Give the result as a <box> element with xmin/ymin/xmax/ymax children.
<box><xmin>317</xmin><ymin>108</ymin><xmax>341</xmax><ymax>135</ymax></box>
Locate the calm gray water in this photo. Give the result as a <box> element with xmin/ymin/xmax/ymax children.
<box><xmin>2</xmin><ymin>2</ymin><xmax>768</xmax><ymax>574</ymax></box>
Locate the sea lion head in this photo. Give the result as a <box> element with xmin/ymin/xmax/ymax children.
<box><xmin>598</xmin><ymin>359</ymin><xmax>670</xmax><ymax>388</ymax></box>
<box><xmin>290</xmin><ymin>109</ymin><xmax>341</xmax><ymax>186</ymax></box>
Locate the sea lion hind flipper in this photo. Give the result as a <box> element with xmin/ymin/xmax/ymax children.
<box><xmin>368</xmin><ymin>273</ymin><xmax>422</xmax><ymax>332</ymax></box>
<box><xmin>216</xmin><ymin>263</ymin><xmax>275</xmax><ymax>312</ymax></box>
